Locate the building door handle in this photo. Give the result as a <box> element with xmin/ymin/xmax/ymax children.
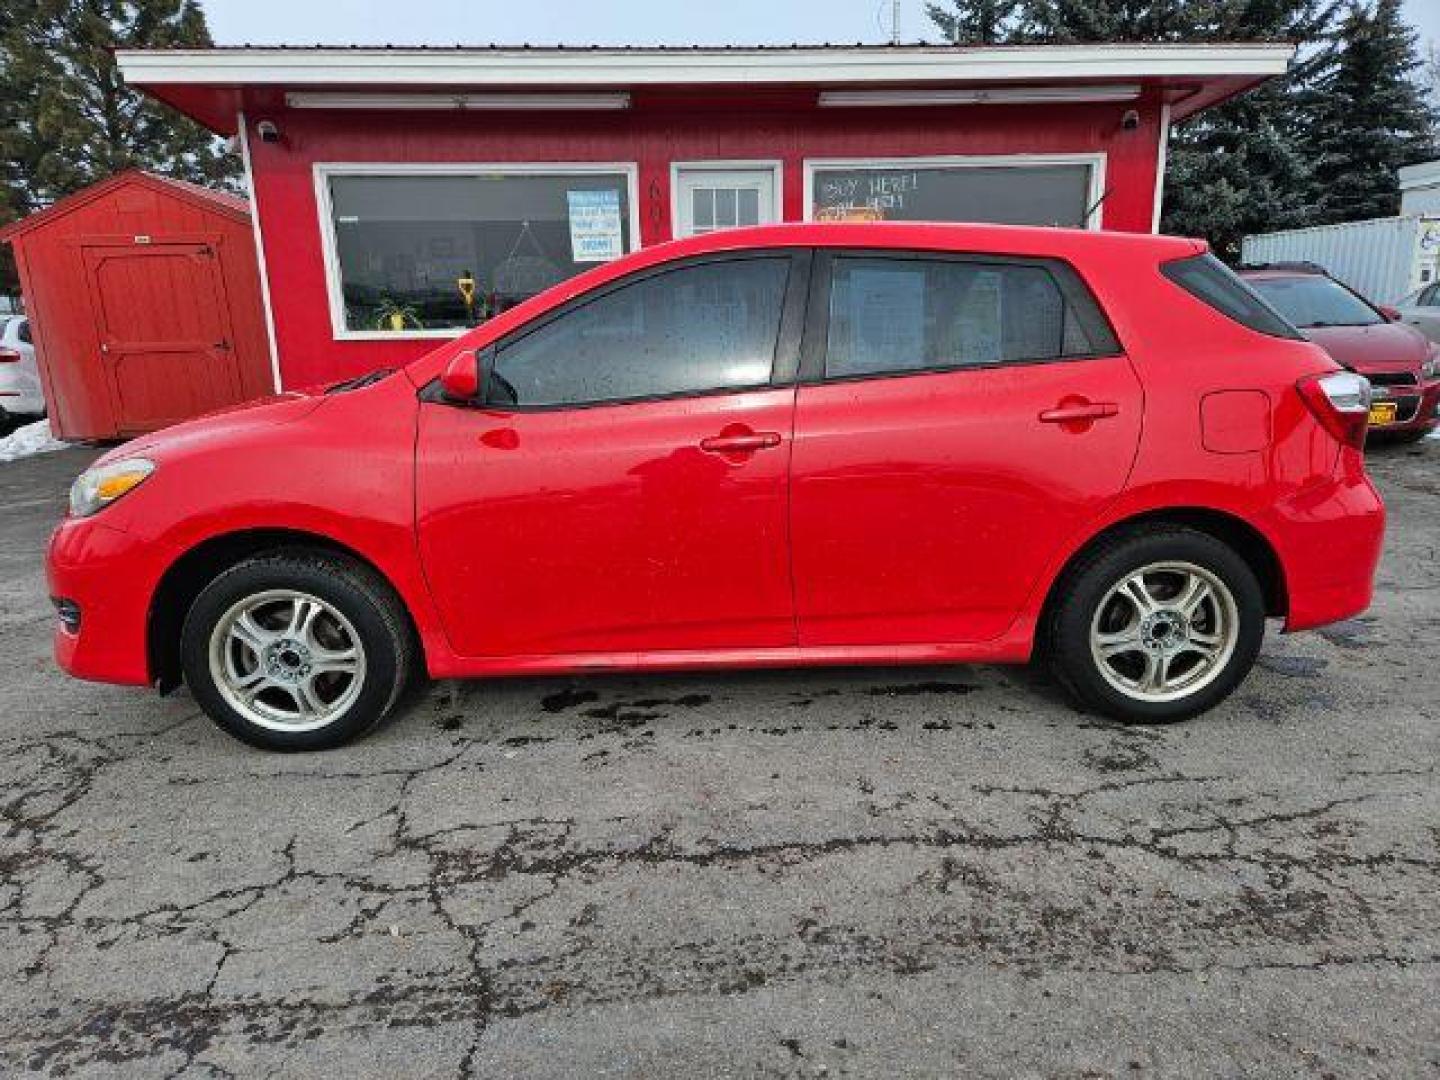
<box><xmin>1039</xmin><ymin>401</ymin><xmax>1119</xmax><ymax>424</ymax></box>
<box><xmin>699</xmin><ymin>429</ymin><xmax>782</xmax><ymax>455</ymax></box>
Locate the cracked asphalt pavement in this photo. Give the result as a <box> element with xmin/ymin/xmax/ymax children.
<box><xmin>2</xmin><ymin>442</ymin><xmax>1437</xmax><ymax>1078</ymax></box>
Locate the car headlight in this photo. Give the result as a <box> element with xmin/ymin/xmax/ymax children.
<box><xmin>69</xmin><ymin>458</ymin><xmax>155</xmax><ymax>518</ymax></box>
<box><xmin>1424</xmin><ymin>350</ymin><xmax>1440</xmax><ymax>380</ymax></box>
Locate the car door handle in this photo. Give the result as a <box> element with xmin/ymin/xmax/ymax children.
<box><xmin>699</xmin><ymin>431</ymin><xmax>781</xmax><ymax>454</ymax></box>
<box><xmin>1039</xmin><ymin>402</ymin><xmax>1119</xmax><ymax>423</ymax></box>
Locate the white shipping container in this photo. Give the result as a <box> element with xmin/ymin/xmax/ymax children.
<box><xmin>1241</xmin><ymin>215</ymin><xmax>1440</xmax><ymax>304</ymax></box>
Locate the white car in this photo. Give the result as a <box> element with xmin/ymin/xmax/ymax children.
<box><xmin>0</xmin><ymin>316</ymin><xmax>45</xmax><ymax>425</ymax></box>
<box><xmin>1391</xmin><ymin>283</ymin><xmax>1440</xmax><ymax>344</ymax></box>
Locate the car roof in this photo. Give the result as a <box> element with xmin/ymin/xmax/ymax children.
<box><xmin>647</xmin><ymin>221</ymin><xmax>1205</xmax><ymax>262</ymax></box>
<box><xmin>1236</xmin><ymin>263</ymin><xmax>1329</xmax><ymax>280</ymax></box>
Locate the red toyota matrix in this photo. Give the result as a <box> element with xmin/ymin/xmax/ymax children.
<box><xmin>48</xmin><ymin>224</ymin><xmax>1385</xmax><ymax>751</ymax></box>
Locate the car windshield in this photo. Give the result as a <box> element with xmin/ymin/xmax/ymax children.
<box><xmin>1246</xmin><ymin>275</ymin><xmax>1383</xmax><ymax>329</ymax></box>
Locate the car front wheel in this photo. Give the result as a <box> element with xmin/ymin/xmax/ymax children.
<box><xmin>181</xmin><ymin>550</ymin><xmax>416</xmax><ymax>751</ymax></box>
<box><xmin>1045</xmin><ymin>527</ymin><xmax>1265</xmax><ymax>723</ymax></box>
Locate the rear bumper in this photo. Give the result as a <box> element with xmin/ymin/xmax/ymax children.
<box><xmin>1266</xmin><ymin>459</ymin><xmax>1386</xmax><ymax>633</ymax></box>
<box><xmin>46</xmin><ymin>519</ymin><xmax>170</xmax><ymax>686</ymax></box>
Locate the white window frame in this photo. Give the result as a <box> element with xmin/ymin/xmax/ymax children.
<box><xmin>668</xmin><ymin>160</ymin><xmax>784</xmax><ymax>240</ymax></box>
<box><xmin>313</xmin><ymin>161</ymin><xmax>642</xmax><ymax>341</ymax></box>
<box><xmin>801</xmin><ymin>152</ymin><xmax>1109</xmax><ymax>231</ymax></box>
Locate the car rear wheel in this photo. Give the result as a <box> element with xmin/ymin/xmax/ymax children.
<box><xmin>1045</xmin><ymin>527</ymin><xmax>1265</xmax><ymax>723</ymax></box>
<box><xmin>181</xmin><ymin>550</ymin><xmax>416</xmax><ymax>751</ymax></box>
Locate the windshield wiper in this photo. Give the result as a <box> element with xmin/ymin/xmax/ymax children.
<box><xmin>326</xmin><ymin>368</ymin><xmax>395</xmax><ymax>394</ymax></box>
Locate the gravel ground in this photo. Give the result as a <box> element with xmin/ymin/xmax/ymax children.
<box><xmin>1</xmin><ymin>442</ymin><xmax>1436</xmax><ymax>1078</ymax></box>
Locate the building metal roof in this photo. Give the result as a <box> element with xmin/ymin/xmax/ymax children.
<box><xmin>115</xmin><ymin>41</ymin><xmax>1297</xmax><ymax>134</ymax></box>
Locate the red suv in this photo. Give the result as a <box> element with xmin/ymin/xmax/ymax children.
<box><xmin>47</xmin><ymin>224</ymin><xmax>1385</xmax><ymax>750</ymax></box>
<box><xmin>1239</xmin><ymin>262</ymin><xmax>1440</xmax><ymax>441</ymax></box>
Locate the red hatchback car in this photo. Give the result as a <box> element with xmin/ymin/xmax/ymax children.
<box><xmin>48</xmin><ymin>224</ymin><xmax>1385</xmax><ymax>750</ymax></box>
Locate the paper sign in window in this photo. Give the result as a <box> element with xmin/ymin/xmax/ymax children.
<box><xmin>567</xmin><ymin>189</ymin><xmax>624</xmax><ymax>263</ymax></box>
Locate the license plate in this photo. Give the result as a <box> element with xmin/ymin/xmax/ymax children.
<box><xmin>1368</xmin><ymin>402</ymin><xmax>1398</xmax><ymax>426</ymax></box>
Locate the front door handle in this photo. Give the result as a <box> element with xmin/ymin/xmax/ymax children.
<box><xmin>699</xmin><ymin>431</ymin><xmax>782</xmax><ymax>454</ymax></box>
<box><xmin>1039</xmin><ymin>401</ymin><xmax>1119</xmax><ymax>424</ymax></box>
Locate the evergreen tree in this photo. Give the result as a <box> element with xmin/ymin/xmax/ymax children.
<box><xmin>1306</xmin><ymin>0</ymin><xmax>1435</xmax><ymax>222</ymax></box>
<box><xmin>925</xmin><ymin>0</ymin><xmax>1031</xmax><ymax>44</ymax></box>
<box><xmin>0</xmin><ymin>0</ymin><xmax>238</xmax><ymax>226</ymax></box>
<box><xmin>925</xmin><ymin>0</ymin><xmax>1343</xmax><ymax>260</ymax></box>
<box><xmin>1024</xmin><ymin>0</ymin><xmax>1227</xmax><ymax>42</ymax></box>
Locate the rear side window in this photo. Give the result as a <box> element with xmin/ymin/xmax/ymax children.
<box><xmin>17</xmin><ymin>319</ymin><xmax>31</xmax><ymax>344</ymax></box>
<box><xmin>1161</xmin><ymin>254</ymin><xmax>1302</xmax><ymax>339</ymax></box>
<box><xmin>825</xmin><ymin>256</ymin><xmax>1116</xmax><ymax>379</ymax></box>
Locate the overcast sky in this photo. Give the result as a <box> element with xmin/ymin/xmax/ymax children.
<box><xmin>198</xmin><ymin>0</ymin><xmax>1440</xmax><ymax>49</ymax></box>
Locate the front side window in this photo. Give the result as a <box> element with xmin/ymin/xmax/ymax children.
<box><xmin>825</xmin><ymin>256</ymin><xmax>1108</xmax><ymax>379</ymax></box>
<box><xmin>490</xmin><ymin>257</ymin><xmax>790</xmax><ymax>408</ymax></box>
<box><xmin>16</xmin><ymin>319</ymin><xmax>30</xmax><ymax>344</ymax></box>
<box><xmin>1246</xmin><ymin>274</ymin><xmax>1384</xmax><ymax>329</ymax></box>
<box><xmin>326</xmin><ymin>171</ymin><xmax>632</xmax><ymax>334</ymax></box>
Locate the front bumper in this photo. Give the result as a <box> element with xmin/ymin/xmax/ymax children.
<box><xmin>46</xmin><ymin>518</ymin><xmax>172</xmax><ymax>686</ymax></box>
<box><xmin>1367</xmin><ymin>378</ymin><xmax>1440</xmax><ymax>435</ymax></box>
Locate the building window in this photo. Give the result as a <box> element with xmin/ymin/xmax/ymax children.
<box><xmin>806</xmin><ymin>156</ymin><xmax>1104</xmax><ymax>229</ymax></box>
<box><xmin>320</xmin><ymin>167</ymin><xmax>635</xmax><ymax>336</ymax></box>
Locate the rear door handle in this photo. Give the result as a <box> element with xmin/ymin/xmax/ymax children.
<box><xmin>700</xmin><ymin>431</ymin><xmax>781</xmax><ymax>454</ymax></box>
<box><xmin>1039</xmin><ymin>402</ymin><xmax>1119</xmax><ymax>423</ymax></box>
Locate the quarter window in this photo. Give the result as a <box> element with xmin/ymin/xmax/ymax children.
<box><xmin>490</xmin><ymin>257</ymin><xmax>790</xmax><ymax>408</ymax></box>
<box><xmin>825</xmin><ymin>256</ymin><xmax>1109</xmax><ymax>379</ymax></box>
<box><xmin>1161</xmin><ymin>254</ymin><xmax>1301</xmax><ymax>340</ymax></box>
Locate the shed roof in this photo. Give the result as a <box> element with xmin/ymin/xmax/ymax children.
<box><xmin>0</xmin><ymin>169</ymin><xmax>248</xmax><ymax>243</ymax></box>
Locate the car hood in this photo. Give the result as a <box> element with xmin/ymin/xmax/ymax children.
<box><xmin>91</xmin><ymin>391</ymin><xmax>327</xmax><ymax>469</ymax></box>
<box><xmin>1303</xmin><ymin>322</ymin><xmax>1432</xmax><ymax>373</ymax></box>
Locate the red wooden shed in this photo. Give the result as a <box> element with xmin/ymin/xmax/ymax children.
<box><xmin>0</xmin><ymin>170</ymin><xmax>274</xmax><ymax>440</ymax></box>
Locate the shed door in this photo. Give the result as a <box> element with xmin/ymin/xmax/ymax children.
<box><xmin>83</xmin><ymin>244</ymin><xmax>244</xmax><ymax>434</ymax></box>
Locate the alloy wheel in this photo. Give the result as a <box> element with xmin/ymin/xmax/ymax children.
<box><xmin>1088</xmin><ymin>561</ymin><xmax>1240</xmax><ymax>704</ymax></box>
<box><xmin>207</xmin><ymin>589</ymin><xmax>368</xmax><ymax>732</ymax></box>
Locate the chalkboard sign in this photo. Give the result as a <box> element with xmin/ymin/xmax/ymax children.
<box><xmin>812</xmin><ymin>163</ymin><xmax>1094</xmax><ymax>228</ymax></box>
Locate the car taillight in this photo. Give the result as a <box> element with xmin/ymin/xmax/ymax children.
<box><xmin>0</xmin><ymin>347</ymin><xmax>20</xmax><ymax>363</ymax></box>
<box><xmin>1297</xmin><ymin>371</ymin><xmax>1372</xmax><ymax>449</ymax></box>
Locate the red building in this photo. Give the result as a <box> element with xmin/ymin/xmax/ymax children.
<box><xmin>118</xmin><ymin>43</ymin><xmax>1293</xmax><ymax>390</ymax></box>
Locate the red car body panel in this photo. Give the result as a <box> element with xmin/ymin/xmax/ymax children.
<box><xmin>46</xmin><ymin>222</ymin><xmax>1386</xmax><ymax>691</ymax></box>
<box><xmin>790</xmin><ymin>356</ymin><xmax>1144</xmax><ymax>646</ymax></box>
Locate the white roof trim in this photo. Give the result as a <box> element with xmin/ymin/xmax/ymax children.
<box><xmin>116</xmin><ymin>43</ymin><xmax>1296</xmax><ymax>89</ymax></box>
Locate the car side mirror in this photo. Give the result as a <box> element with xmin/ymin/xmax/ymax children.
<box><xmin>1378</xmin><ymin>305</ymin><xmax>1402</xmax><ymax>322</ymax></box>
<box><xmin>440</xmin><ymin>348</ymin><xmax>491</xmax><ymax>403</ymax></box>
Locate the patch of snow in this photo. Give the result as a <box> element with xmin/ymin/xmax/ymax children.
<box><xmin>0</xmin><ymin>419</ymin><xmax>67</xmax><ymax>463</ymax></box>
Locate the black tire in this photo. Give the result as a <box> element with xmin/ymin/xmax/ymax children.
<box><xmin>1043</xmin><ymin>526</ymin><xmax>1266</xmax><ymax>724</ymax></box>
<box><xmin>181</xmin><ymin>549</ymin><xmax>418</xmax><ymax>751</ymax></box>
